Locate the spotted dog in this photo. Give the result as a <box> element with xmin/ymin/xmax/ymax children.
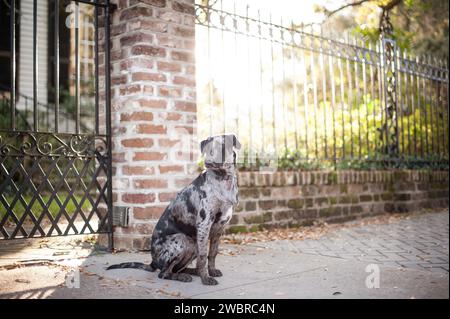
<box><xmin>107</xmin><ymin>134</ymin><xmax>241</xmax><ymax>285</ymax></box>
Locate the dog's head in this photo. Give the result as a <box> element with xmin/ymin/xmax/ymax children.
<box><xmin>200</xmin><ymin>134</ymin><xmax>241</xmax><ymax>170</ymax></box>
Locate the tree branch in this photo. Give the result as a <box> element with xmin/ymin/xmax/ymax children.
<box><xmin>324</xmin><ymin>0</ymin><xmax>404</xmax><ymax>20</ymax></box>
<box><xmin>325</xmin><ymin>0</ymin><xmax>372</xmax><ymax>18</ymax></box>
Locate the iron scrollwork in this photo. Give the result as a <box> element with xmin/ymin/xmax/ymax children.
<box><xmin>0</xmin><ymin>131</ymin><xmax>108</xmax><ymax>158</ymax></box>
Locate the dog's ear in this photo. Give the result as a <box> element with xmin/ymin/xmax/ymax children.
<box><xmin>200</xmin><ymin>137</ymin><xmax>212</xmax><ymax>154</ymax></box>
<box><xmin>232</xmin><ymin>134</ymin><xmax>241</xmax><ymax>150</ymax></box>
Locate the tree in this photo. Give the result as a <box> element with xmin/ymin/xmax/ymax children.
<box><xmin>316</xmin><ymin>0</ymin><xmax>449</xmax><ymax>58</ymax></box>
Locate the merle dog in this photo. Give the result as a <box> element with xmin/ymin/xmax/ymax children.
<box><xmin>107</xmin><ymin>134</ymin><xmax>241</xmax><ymax>285</ymax></box>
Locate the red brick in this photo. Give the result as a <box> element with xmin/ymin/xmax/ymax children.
<box><xmin>159</xmin><ymin>165</ymin><xmax>184</xmax><ymax>174</ymax></box>
<box><xmin>132</xmin><ymin>72</ymin><xmax>167</xmax><ymax>82</ymax></box>
<box><xmin>157</xmin><ymin>10</ymin><xmax>182</xmax><ymax>23</ymax></box>
<box><xmin>119</xmin><ymin>84</ymin><xmax>141</xmax><ymax>96</ymax></box>
<box><xmin>139</xmin><ymin>99</ymin><xmax>167</xmax><ymax>109</ymax></box>
<box><xmin>156</xmin><ymin>34</ymin><xmax>183</xmax><ymax>48</ymax></box>
<box><xmin>120</xmin><ymin>6</ymin><xmax>153</xmax><ymax>21</ymax></box>
<box><xmin>164</xmin><ymin>112</ymin><xmax>182</xmax><ymax>121</ymax></box>
<box><xmin>112</xmin><ymin>75</ymin><xmax>127</xmax><ymax>85</ymax></box>
<box><xmin>129</xmin><ymin>0</ymin><xmax>166</xmax><ymax>7</ymax></box>
<box><xmin>120</xmin><ymin>58</ymin><xmax>153</xmax><ymax>71</ymax></box>
<box><xmin>122</xmin><ymin>165</ymin><xmax>155</xmax><ymax>176</ymax></box>
<box><xmin>120</xmin><ymin>32</ymin><xmax>153</xmax><ymax>46</ymax></box>
<box><xmin>121</xmin><ymin>138</ymin><xmax>154</xmax><ymax>148</ymax></box>
<box><xmin>112</xmin><ymin>152</ymin><xmax>126</xmax><ymax>163</ymax></box>
<box><xmin>117</xmin><ymin>0</ymin><xmax>129</xmax><ymax>9</ymax></box>
<box><xmin>183</xmin><ymin>39</ymin><xmax>195</xmax><ymax>50</ymax></box>
<box><xmin>158</xmin><ymin>86</ymin><xmax>182</xmax><ymax>98</ymax></box>
<box><xmin>111</xmin><ymin>49</ymin><xmax>124</xmax><ymax>61</ymax></box>
<box><xmin>173</xmin><ymin>76</ymin><xmax>195</xmax><ymax>86</ymax></box>
<box><xmin>174</xmin><ymin>101</ymin><xmax>196</xmax><ymax>112</ymax></box>
<box><xmin>111</xmin><ymin>23</ymin><xmax>126</xmax><ymax>36</ymax></box>
<box><xmin>140</xmin><ymin>20</ymin><xmax>169</xmax><ymax>33</ymax></box>
<box><xmin>157</xmin><ymin>61</ymin><xmax>182</xmax><ymax>73</ymax></box>
<box><xmin>137</xmin><ymin>124</ymin><xmax>167</xmax><ymax>134</ymax></box>
<box><xmin>158</xmin><ymin>192</ymin><xmax>177</xmax><ymax>202</ymax></box>
<box><xmin>172</xmin><ymin>26</ymin><xmax>194</xmax><ymax>38</ymax></box>
<box><xmin>185</xmin><ymin>65</ymin><xmax>195</xmax><ymax>75</ymax></box>
<box><xmin>133</xmin><ymin>179</ymin><xmax>168</xmax><ymax>189</ymax></box>
<box><xmin>133</xmin><ymin>206</ymin><xmax>166</xmax><ymax>220</ymax></box>
<box><xmin>120</xmin><ymin>111</ymin><xmax>154</xmax><ymax>121</ymax></box>
<box><xmin>122</xmin><ymin>193</ymin><xmax>156</xmax><ymax>204</ymax></box>
<box><xmin>171</xmin><ymin>50</ymin><xmax>194</xmax><ymax>63</ymax></box>
<box><xmin>158</xmin><ymin>138</ymin><xmax>180</xmax><ymax>147</ymax></box>
<box><xmin>133</xmin><ymin>152</ymin><xmax>167</xmax><ymax>161</ymax></box>
<box><xmin>172</xmin><ymin>1</ymin><xmax>194</xmax><ymax>14</ymax></box>
<box><xmin>131</xmin><ymin>45</ymin><xmax>166</xmax><ymax>57</ymax></box>
<box><xmin>184</xmin><ymin>15</ymin><xmax>195</xmax><ymax>27</ymax></box>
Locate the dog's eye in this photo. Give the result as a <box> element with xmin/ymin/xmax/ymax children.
<box><xmin>209</xmin><ymin>150</ymin><xmax>213</xmax><ymax>155</ymax></box>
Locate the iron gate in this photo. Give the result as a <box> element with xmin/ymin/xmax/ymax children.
<box><xmin>0</xmin><ymin>0</ymin><xmax>114</xmax><ymax>248</ymax></box>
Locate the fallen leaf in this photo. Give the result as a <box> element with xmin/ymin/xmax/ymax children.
<box><xmin>15</xmin><ymin>278</ymin><xmax>30</xmax><ymax>284</ymax></box>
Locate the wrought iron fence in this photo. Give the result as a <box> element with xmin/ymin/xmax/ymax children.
<box><xmin>195</xmin><ymin>1</ymin><xmax>449</xmax><ymax>170</ymax></box>
<box><xmin>0</xmin><ymin>0</ymin><xmax>114</xmax><ymax>244</ymax></box>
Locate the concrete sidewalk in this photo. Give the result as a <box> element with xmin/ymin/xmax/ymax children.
<box><xmin>0</xmin><ymin>210</ymin><xmax>448</xmax><ymax>299</ymax></box>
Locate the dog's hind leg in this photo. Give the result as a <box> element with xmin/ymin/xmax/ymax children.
<box><xmin>157</xmin><ymin>234</ymin><xmax>195</xmax><ymax>283</ymax></box>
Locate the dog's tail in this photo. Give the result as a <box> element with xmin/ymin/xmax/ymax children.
<box><xmin>106</xmin><ymin>261</ymin><xmax>157</xmax><ymax>272</ymax></box>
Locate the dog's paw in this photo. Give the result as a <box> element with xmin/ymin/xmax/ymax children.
<box><xmin>176</xmin><ymin>273</ymin><xmax>193</xmax><ymax>282</ymax></box>
<box><xmin>201</xmin><ymin>276</ymin><xmax>219</xmax><ymax>285</ymax></box>
<box><xmin>208</xmin><ymin>268</ymin><xmax>223</xmax><ymax>277</ymax></box>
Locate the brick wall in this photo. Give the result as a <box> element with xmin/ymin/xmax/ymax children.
<box><xmin>106</xmin><ymin>0</ymin><xmax>198</xmax><ymax>250</ymax></box>
<box><xmin>230</xmin><ymin>170</ymin><xmax>449</xmax><ymax>233</ymax></box>
<box><xmin>101</xmin><ymin>0</ymin><xmax>449</xmax><ymax>251</ymax></box>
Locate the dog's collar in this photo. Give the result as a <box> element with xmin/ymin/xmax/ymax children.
<box><xmin>205</xmin><ymin>162</ymin><xmax>235</xmax><ymax>181</ymax></box>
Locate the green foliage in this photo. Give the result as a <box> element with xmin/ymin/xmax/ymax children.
<box><xmin>320</xmin><ymin>0</ymin><xmax>449</xmax><ymax>58</ymax></box>
<box><xmin>0</xmin><ymin>98</ymin><xmax>29</xmax><ymax>130</ymax></box>
<box><xmin>228</xmin><ymin>91</ymin><xmax>448</xmax><ymax>171</ymax></box>
<box><xmin>276</xmin><ymin>148</ymin><xmax>327</xmax><ymax>170</ymax></box>
<box><xmin>0</xmin><ymin>194</ymin><xmax>93</xmax><ymax>223</ymax></box>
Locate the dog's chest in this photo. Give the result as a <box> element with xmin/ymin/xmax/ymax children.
<box><xmin>205</xmin><ymin>173</ymin><xmax>238</xmax><ymax>205</ymax></box>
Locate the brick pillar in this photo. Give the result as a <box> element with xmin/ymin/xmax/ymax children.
<box><xmin>109</xmin><ymin>0</ymin><xmax>197</xmax><ymax>250</ymax></box>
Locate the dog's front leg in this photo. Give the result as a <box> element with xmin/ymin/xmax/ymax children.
<box><xmin>208</xmin><ymin>234</ymin><xmax>223</xmax><ymax>277</ymax></box>
<box><xmin>196</xmin><ymin>213</ymin><xmax>218</xmax><ymax>285</ymax></box>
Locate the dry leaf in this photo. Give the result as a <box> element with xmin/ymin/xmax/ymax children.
<box><xmin>15</xmin><ymin>278</ymin><xmax>30</xmax><ymax>284</ymax></box>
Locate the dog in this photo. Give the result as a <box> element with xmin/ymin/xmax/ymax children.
<box><xmin>107</xmin><ymin>134</ymin><xmax>241</xmax><ymax>285</ymax></box>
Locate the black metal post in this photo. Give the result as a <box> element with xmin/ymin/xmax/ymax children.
<box><xmin>75</xmin><ymin>3</ymin><xmax>80</xmax><ymax>134</ymax></box>
<box><xmin>94</xmin><ymin>1</ymin><xmax>99</xmax><ymax>135</ymax></box>
<box><xmin>54</xmin><ymin>0</ymin><xmax>60</xmax><ymax>132</ymax></box>
<box><xmin>33</xmin><ymin>0</ymin><xmax>38</xmax><ymax>132</ymax></box>
<box><xmin>10</xmin><ymin>0</ymin><xmax>16</xmax><ymax>131</ymax></box>
<box><xmin>105</xmin><ymin>1</ymin><xmax>114</xmax><ymax>251</ymax></box>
